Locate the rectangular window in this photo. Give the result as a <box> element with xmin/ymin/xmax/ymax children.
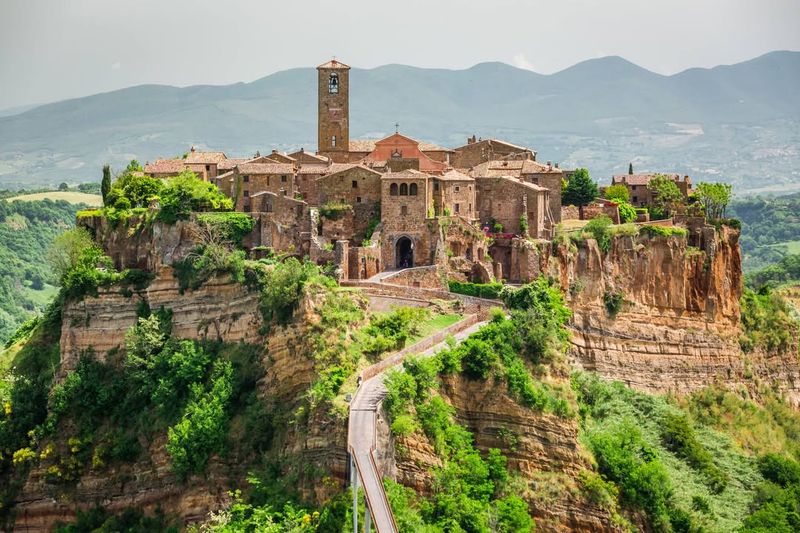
<box><xmin>281</xmin><ymin>175</ymin><xmax>287</xmax><ymax>183</ymax></box>
<box><xmin>244</xmin><ymin>203</ymin><xmax>251</xmax><ymax>211</ymax></box>
<box><xmin>352</xmin><ymin>180</ymin><xmax>358</xmax><ymax>189</ymax></box>
<box><xmin>243</xmin><ymin>190</ymin><xmax>249</xmax><ymax>197</ymax></box>
<box><xmin>331</xmin><ymin>135</ymin><xmax>337</xmax><ymax>147</ymax></box>
<box><xmin>356</xmin><ymin>196</ymin><xmax>362</xmax><ymax>203</ymax></box>
<box><xmin>205</xmin><ymin>164</ymin><xmax>210</xmax><ymax>171</ymax></box>
<box><xmin>455</xmin><ymin>203</ymin><xmax>460</xmax><ymax>213</ymax></box>
<box><xmin>243</xmin><ymin>175</ymin><xmax>249</xmax><ymax>183</ymax></box>
<box><xmin>455</xmin><ymin>186</ymin><xmax>460</xmax><ymax>192</ymax></box>
<box><xmin>434</xmin><ymin>183</ymin><xmax>439</xmax><ymax>191</ymax></box>
<box><xmin>469</xmin><ymin>203</ymin><xmax>472</xmax><ymax>213</ymax></box>
<box><xmin>401</xmin><ymin>205</ymin><xmax>408</xmax><ymax>216</ymax></box>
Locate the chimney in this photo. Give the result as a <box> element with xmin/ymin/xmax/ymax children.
<box><xmin>272</xmin><ymin>149</ymin><xmax>278</xmax><ymax>154</ymax></box>
<box><xmin>547</xmin><ymin>161</ymin><xmax>552</xmax><ymax>170</ymax></box>
<box><xmin>190</xmin><ymin>146</ymin><xmax>196</xmax><ymax>153</ymax></box>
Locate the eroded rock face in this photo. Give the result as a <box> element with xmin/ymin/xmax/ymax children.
<box><xmin>387</xmin><ymin>375</ymin><xmax>622</xmax><ymax>532</ymax></box>
<box><xmin>58</xmin><ymin>266</ymin><xmax>263</xmax><ymax>379</ymax></box>
<box><xmin>551</xmin><ymin>227</ymin><xmax>800</xmax><ymax>403</ymax></box>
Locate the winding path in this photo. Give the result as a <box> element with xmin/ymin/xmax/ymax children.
<box><xmin>347</xmin><ymin>318</ymin><xmax>487</xmax><ymax>533</ymax></box>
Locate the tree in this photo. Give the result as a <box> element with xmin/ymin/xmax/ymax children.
<box><xmin>647</xmin><ymin>174</ymin><xmax>683</xmax><ymax>217</ymax></box>
<box><xmin>696</xmin><ymin>182</ymin><xmax>732</xmax><ymax>220</ymax></box>
<box><xmin>58</xmin><ymin>182</ymin><xmax>69</xmax><ymax>191</ymax></box>
<box><xmin>562</xmin><ymin>168</ymin><xmax>598</xmax><ymax>218</ymax></box>
<box><xmin>628</xmin><ymin>162</ymin><xmax>634</xmax><ymax>175</ymax></box>
<box><xmin>125</xmin><ymin>160</ymin><xmax>143</xmax><ymax>173</ymax></box>
<box><xmin>47</xmin><ymin>227</ymin><xmax>96</xmax><ymax>282</ymax></box>
<box><xmin>101</xmin><ymin>165</ymin><xmax>111</xmax><ymax>206</ymax></box>
<box><xmin>604</xmin><ymin>184</ymin><xmax>630</xmax><ymax>203</ymax></box>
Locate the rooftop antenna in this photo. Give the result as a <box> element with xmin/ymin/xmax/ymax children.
<box><xmin>395</xmin><ymin>122</ymin><xmax>399</xmax><ymax>134</ymax></box>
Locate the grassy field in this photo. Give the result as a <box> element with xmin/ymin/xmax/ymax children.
<box><xmin>769</xmin><ymin>239</ymin><xmax>800</xmax><ymax>254</ymax></box>
<box><xmin>407</xmin><ymin>312</ymin><xmax>464</xmax><ymax>344</ymax></box>
<box><xmin>6</xmin><ymin>191</ymin><xmax>102</xmax><ymax>205</ymax></box>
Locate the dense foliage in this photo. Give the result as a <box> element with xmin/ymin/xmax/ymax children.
<box><xmin>0</xmin><ymin>198</ymin><xmax>80</xmax><ymax>344</ymax></box>
<box><xmin>729</xmin><ymin>192</ymin><xmax>800</xmax><ymax>271</ymax></box>
<box><xmin>562</xmin><ymin>168</ymin><xmax>598</xmax><ymax>211</ymax></box>
<box><xmin>156</xmin><ymin>171</ymin><xmax>233</xmax><ymax>223</ymax></box>
<box><xmin>747</xmin><ymin>253</ymin><xmax>800</xmax><ymax>288</ymax></box>
<box><xmin>739</xmin><ymin>286</ymin><xmax>799</xmax><ymax>354</ymax></box>
<box><xmin>447</xmin><ymin>280</ymin><xmax>504</xmax><ymax>299</ymax></box>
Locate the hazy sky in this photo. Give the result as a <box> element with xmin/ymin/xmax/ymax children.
<box><xmin>1</xmin><ymin>0</ymin><xmax>798</xmax><ymax>110</ymax></box>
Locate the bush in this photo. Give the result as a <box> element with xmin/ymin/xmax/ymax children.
<box><xmin>584</xmin><ymin>215</ymin><xmax>613</xmax><ymax>252</ymax></box>
<box><xmin>739</xmin><ymin>287</ymin><xmax>798</xmax><ymax>353</ymax></box>
<box><xmin>661</xmin><ymin>412</ymin><xmax>728</xmax><ymax>492</ymax></box>
<box><xmin>639</xmin><ymin>225</ymin><xmax>688</xmax><ymax>238</ymax></box>
<box><xmin>196</xmin><ymin>212</ymin><xmax>255</xmax><ymax>246</ymax></box>
<box><xmin>173</xmin><ymin>245</ymin><xmax>245</xmax><ymax>293</ymax></box>
<box><xmin>618</xmin><ymin>202</ymin><xmax>637</xmax><ymax>223</ymax></box>
<box><xmin>251</xmin><ymin>258</ymin><xmax>328</xmax><ymax>325</ymax></box>
<box><xmin>318</xmin><ymin>202</ymin><xmax>352</xmax><ymax>220</ymax></box>
<box><xmin>448</xmin><ymin>280</ymin><xmax>504</xmax><ymax>299</ymax></box>
<box><xmin>157</xmin><ymin>171</ymin><xmax>233</xmax><ymax>224</ymax></box>
<box><xmin>603</xmin><ymin>291</ymin><xmax>624</xmax><ymax>318</ymax></box>
<box><xmin>359</xmin><ymin>307</ymin><xmax>430</xmax><ymax>359</ymax></box>
<box><xmin>107</xmin><ymin>173</ymin><xmax>164</xmax><ymax>208</ymax></box>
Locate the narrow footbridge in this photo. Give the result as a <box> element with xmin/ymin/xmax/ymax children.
<box><xmin>346</xmin><ymin>315</ymin><xmax>487</xmax><ymax>533</ymax></box>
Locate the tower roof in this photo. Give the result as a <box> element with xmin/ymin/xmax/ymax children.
<box><xmin>317</xmin><ymin>58</ymin><xmax>350</xmax><ymax>69</ymax></box>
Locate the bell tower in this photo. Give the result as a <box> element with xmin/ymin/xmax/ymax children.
<box><xmin>317</xmin><ymin>58</ymin><xmax>350</xmax><ymax>162</ymax></box>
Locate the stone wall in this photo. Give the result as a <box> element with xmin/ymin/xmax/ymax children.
<box><xmin>317</xmin><ymin>165</ymin><xmax>381</xmax><ymax>207</ymax></box>
<box><xmin>474</xmin><ymin>176</ymin><xmax>547</xmax><ymax>238</ymax></box>
<box><xmin>380</xmin><ymin>265</ymin><xmax>446</xmax><ymax>290</ymax></box>
<box><xmin>348</xmin><ymin>244</ymin><xmax>381</xmax><ymax>280</ymax></box>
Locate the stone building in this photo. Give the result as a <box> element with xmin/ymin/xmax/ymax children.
<box><xmin>451</xmin><ymin>136</ymin><xmax>535</xmax><ymax>169</ymax></box>
<box><xmin>611</xmin><ymin>173</ymin><xmax>693</xmax><ymax>208</ymax></box>
<box><xmin>234</xmin><ymin>162</ymin><xmax>295</xmax><ymax>211</ymax></box>
<box><xmin>317</xmin><ymin>59</ymin><xmax>351</xmax><ymax>163</ymax></box>
<box><xmin>474</xmin><ymin>176</ymin><xmax>548</xmax><ymax>238</ymax></box>
<box><xmin>431</xmin><ymin>170</ymin><xmax>475</xmax><ymax>219</ymax></box>
<box><xmin>144</xmin><ymin>159</ymin><xmax>185</xmax><ymax>179</ymax></box>
<box><xmin>363</xmin><ymin>133</ymin><xmax>448</xmax><ymax>174</ymax></box>
<box><xmin>380</xmin><ymin>169</ymin><xmax>433</xmax><ymax>269</ymax></box>
<box><xmin>185</xmin><ymin>148</ymin><xmax>228</xmax><ymax>181</ymax></box>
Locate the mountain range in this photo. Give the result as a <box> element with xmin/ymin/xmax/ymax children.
<box><xmin>1</xmin><ymin>51</ymin><xmax>798</xmax><ymax>194</ymax></box>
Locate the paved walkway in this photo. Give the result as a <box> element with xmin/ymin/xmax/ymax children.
<box><xmin>347</xmin><ymin>320</ymin><xmax>487</xmax><ymax>533</ymax></box>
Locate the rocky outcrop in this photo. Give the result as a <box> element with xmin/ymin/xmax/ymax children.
<box><xmin>389</xmin><ymin>375</ymin><xmax>622</xmax><ymax>532</ymax></box>
<box><xmin>546</xmin><ymin>226</ymin><xmax>800</xmax><ymax>403</ymax></box>
<box><xmin>58</xmin><ymin>266</ymin><xmax>263</xmax><ymax>378</ymax></box>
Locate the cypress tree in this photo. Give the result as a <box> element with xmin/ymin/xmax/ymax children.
<box><xmin>101</xmin><ymin>165</ymin><xmax>111</xmax><ymax>206</ymax></box>
<box><xmin>628</xmin><ymin>162</ymin><xmax>634</xmax><ymax>175</ymax></box>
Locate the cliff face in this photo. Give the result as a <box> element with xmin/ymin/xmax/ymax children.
<box><xmin>386</xmin><ymin>375</ymin><xmax>621</xmax><ymax>532</ymax></box>
<box><xmin>545</xmin><ymin>226</ymin><xmax>800</xmax><ymax>403</ymax></box>
<box><xmin>58</xmin><ymin>266</ymin><xmax>263</xmax><ymax>378</ymax></box>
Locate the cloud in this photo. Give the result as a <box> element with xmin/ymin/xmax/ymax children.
<box><xmin>111</xmin><ymin>62</ymin><xmax>121</xmax><ymax>70</ymax></box>
<box><xmin>511</xmin><ymin>53</ymin><xmax>537</xmax><ymax>71</ymax></box>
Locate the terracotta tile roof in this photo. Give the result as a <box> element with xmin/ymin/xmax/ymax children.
<box><xmin>185</xmin><ymin>151</ymin><xmax>227</xmax><ymax>164</ymax></box>
<box><xmin>612</xmin><ymin>173</ymin><xmax>681</xmax><ymax>186</ymax></box>
<box><xmin>236</xmin><ymin>163</ymin><xmax>294</xmax><ymax>175</ymax></box>
<box><xmin>453</xmin><ymin>138</ymin><xmax>529</xmax><ymax>152</ymax></box>
<box><xmin>322</xmin><ymin>164</ymin><xmax>381</xmax><ymax>180</ymax></box>
<box><xmin>521</xmin><ymin>160</ymin><xmax>561</xmax><ymax>174</ymax></box>
<box><xmin>289</xmin><ymin>150</ymin><xmax>329</xmax><ymax>163</ymax></box>
<box><xmin>213</xmin><ymin>171</ymin><xmax>234</xmax><ymax>181</ymax></box>
<box><xmin>476</xmin><ymin>174</ymin><xmax>548</xmax><ymax>192</ymax></box>
<box><xmin>297</xmin><ymin>164</ymin><xmax>329</xmax><ymax>175</ymax></box>
<box><xmin>144</xmin><ymin>159</ymin><xmax>185</xmax><ymax>174</ymax></box>
<box><xmin>435</xmin><ymin>169</ymin><xmax>474</xmax><ymax>182</ymax></box>
<box><xmin>318</xmin><ymin>59</ymin><xmax>350</xmax><ymax>69</ymax></box>
<box><xmin>419</xmin><ymin>141</ymin><xmax>454</xmax><ymax>152</ymax></box>
<box><xmin>381</xmin><ymin>169</ymin><xmax>430</xmax><ymax>180</ymax></box>
<box><xmin>217</xmin><ymin>159</ymin><xmax>248</xmax><ymax>171</ymax></box>
<box><xmin>349</xmin><ymin>139</ymin><xmax>378</xmax><ymax>152</ymax></box>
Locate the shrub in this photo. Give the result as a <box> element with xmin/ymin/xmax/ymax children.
<box><xmin>173</xmin><ymin>245</ymin><xmax>245</xmax><ymax>293</ymax></box>
<box><xmin>604</xmin><ymin>184</ymin><xmax>630</xmax><ymax>203</ymax></box>
<box><xmin>603</xmin><ymin>291</ymin><xmax>624</xmax><ymax>318</ymax></box>
<box><xmin>758</xmin><ymin>453</ymin><xmax>800</xmax><ymax>487</ymax></box>
<box><xmin>448</xmin><ymin>280</ymin><xmax>504</xmax><ymax>299</ymax></box>
<box><xmin>318</xmin><ymin>202</ymin><xmax>352</xmax><ymax>220</ymax></box>
<box><xmin>251</xmin><ymin>258</ymin><xmax>330</xmax><ymax>325</ymax></box>
<box><xmin>639</xmin><ymin>225</ymin><xmax>689</xmax><ymax>238</ymax></box>
<box><xmin>739</xmin><ymin>287</ymin><xmax>798</xmax><ymax>353</ymax></box>
<box><xmin>618</xmin><ymin>202</ymin><xmax>637</xmax><ymax>223</ymax></box>
<box><xmin>107</xmin><ymin>173</ymin><xmax>164</xmax><ymax>208</ymax></box>
<box><xmin>584</xmin><ymin>215</ymin><xmax>613</xmax><ymax>253</ymax></box>
<box><xmin>157</xmin><ymin>171</ymin><xmax>233</xmax><ymax>224</ymax></box>
<box><xmin>661</xmin><ymin>411</ymin><xmax>728</xmax><ymax>492</ymax></box>
<box><xmin>196</xmin><ymin>212</ymin><xmax>255</xmax><ymax>246</ymax></box>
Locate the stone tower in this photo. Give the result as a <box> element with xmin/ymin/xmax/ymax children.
<box><xmin>317</xmin><ymin>59</ymin><xmax>350</xmax><ymax>163</ymax></box>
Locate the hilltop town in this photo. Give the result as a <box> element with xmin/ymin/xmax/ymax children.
<box><xmin>137</xmin><ymin>58</ymin><xmax>705</xmax><ymax>287</ymax></box>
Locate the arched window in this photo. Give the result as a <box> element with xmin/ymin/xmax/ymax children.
<box><xmin>409</xmin><ymin>183</ymin><xmax>418</xmax><ymax>196</ymax></box>
<box><xmin>328</xmin><ymin>73</ymin><xmax>339</xmax><ymax>94</ymax></box>
<box><xmin>399</xmin><ymin>183</ymin><xmax>408</xmax><ymax>196</ymax></box>
<box><xmin>390</xmin><ymin>183</ymin><xmax>398</xmax><ymax>196</ymax></box>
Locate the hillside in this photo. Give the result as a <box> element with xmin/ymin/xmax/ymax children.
<box><xmin>0</xmin><ymin>199</ymin><xmax>81</xmax><ymax>344</ymax></box>
<box><xmin>1</xmin><ymin>51</ymin><xmax>798</xmax><ymax>193</ymax></box>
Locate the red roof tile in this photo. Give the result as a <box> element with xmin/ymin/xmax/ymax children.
<box><xmin>144</xmin><ymin>159</ymin><xmax>185</xmax><ymax>174</ymax></box>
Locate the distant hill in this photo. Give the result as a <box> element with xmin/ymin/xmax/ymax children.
<box><xmin>1</xmin><ymin>51</ymin><xmax>798</xmax><ymax>194</ymax></box>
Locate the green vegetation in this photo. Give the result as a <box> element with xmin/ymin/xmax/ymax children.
<box><xmin>604</xmin><ymin>184</ymin><xmax>630</xmax><ymax>203</ymax></box>
<box><xmin>574</xmin><ymin>372</ymin><xmax>766</xmax><ymax>532</ymax></box>
<box><xmin>4</xmin><ymin>191</ymin><xmax>102</xmax><ymax>205</ymax></box>
<box><xmin>447</xmin><ymin>280</ymin><xmax>504</xmax><ymax>299</ymax></box>
<box><xmin>562</xmin><ymin>168</ymin><xmax>598</xmax><ymax>216</ymax></box>
<box><xmin>0</xmin><ymin>198</ymin><xmax>84</xmax><ymax>344</ymax></box>
<box><xmin>729</xmin><ymin>192</ymin><xmax>800</xmax><ymax>271</ymax></box>
<box><xmin>747</xmin><ymin>253</ymin><xmax>800</xmax><ymax>289</ymax></box>
<box><xmin>639</xmin><ymin>224</ymin><xmax>689</xmax><ymax>238</ymax></box>
<box><xmin>739</xmin><ymin>286</ymin><xmax>799</xmax><ymax>354</ymax></box>
<box><xmin>740</xmin><ymin>454</ymin><xmax>800</xmax><ymax>532</ymax></box>
<box><xmin>318</xmin><ymin>201</ymin><xmax>352</xmax><ymax>220</ymax></box>
<box><xmin>603</xmin><ymin>291</ymin><xmax>624</xmax><ymax>318</ymax></box>
<box><xmin>582</xmin><ymin>214</ymin><xmax>612</xmax><ymax>252</ymax></box>
<box><xmin>647</xmin><ymin>174</ymin><xmax>683</xmax><ymax>218</ymax></box>
<box><xmin>617</xmin><ymin>202</ymin><xmax>637</xmax><ymax>223</ymax></box>
<box><xmin>696</xmin><ymin>182</ymin><xmax>732</xmax><ymax>220</ymax></box>
<box><xmin>55</xmin><ymin>506</ymin><xmax>177</xmax><ymax>532</ymax></box>
<box><xmin>358</xmin><ymin>306</ymin><xmax>429</xmax><ymax>360</ymax></box>
<box><xmin>156</xmin><ymin>171</ymin><xmax>233</xmax><ymax>223</ymax></box>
